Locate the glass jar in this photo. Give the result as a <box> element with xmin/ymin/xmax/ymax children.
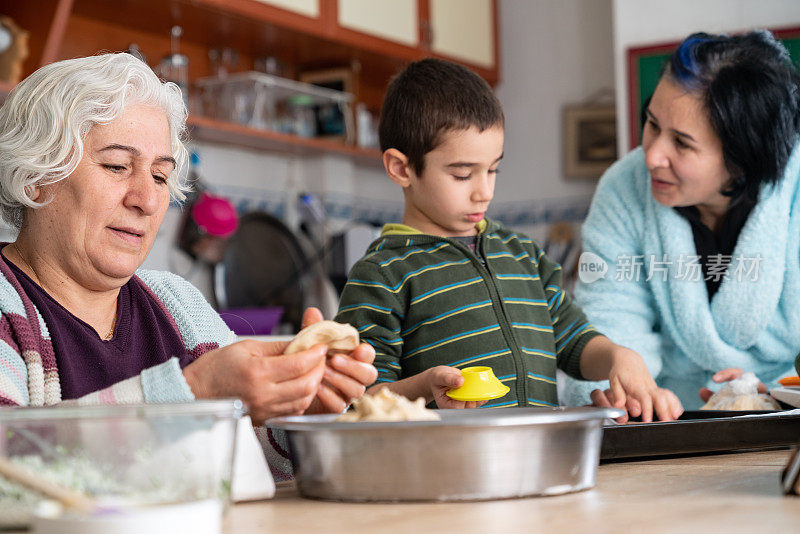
<box><xmin>287</xmin><ymin>94</ymin><xmax>316</xmax><ymax>138</ymax></box>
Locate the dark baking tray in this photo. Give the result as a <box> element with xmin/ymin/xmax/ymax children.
<box><xmin>601</xmin><ymin>410</ymin><xmax>800</xmax><ymax>461</ymax></box>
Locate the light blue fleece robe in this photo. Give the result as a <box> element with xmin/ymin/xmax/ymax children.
<box><xmin>562</xmin><ymin>145</ymin><xmax>800</xmax><ymax>410</ymax></box>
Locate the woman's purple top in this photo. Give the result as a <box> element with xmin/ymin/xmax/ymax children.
<box><xmin>4</xmin><ymin>257</ymin><xmax>190</xmax><ymax>399</ymax></box>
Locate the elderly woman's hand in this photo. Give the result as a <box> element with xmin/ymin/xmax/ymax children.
<box><xmin>297</xmin><ymin>308</ymin><xmax>378</xmax><ymax>415</ymax></box>
<box><xmin>698</xmin><ymin>367</ymin><xmax>768</xmax><ymax>403</ymax></box>
<box><xmin>182</xmin><ymin>339</ymin><xmax>327</xmax><ymax>425</ymax></box>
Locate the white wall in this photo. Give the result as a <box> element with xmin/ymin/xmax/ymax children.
<box><xmin>352</xmin><ymin>0</ymin><xmax>617</xmax><ymax>225</ymax></box>
<box><xmin>347</xmin><ymin>0</ymin><xmax>617</xmax><ymax>240</ymax></box>
<box><xmin>495</xmin><ymin>0</ymin><xmax>614</xmax><ymax>204</ymax></box>
<box><xmin>142</xmin><ymin>141</ymin><xmax>376</xmax><ymax>299</ymax></box>
<box><xmin>143</xmin><ymin>0</ymin><xmax>618</xmax><ymax>303</ymax></box>
<box><xmin>613</xmin><ymin>0</ymin><xmax>800</xmax><ymax>155</ymax></box>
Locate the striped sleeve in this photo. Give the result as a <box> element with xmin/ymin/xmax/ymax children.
<box><xmin>0</xmin><ymin>340</ymin><xmax>27</xmax><ymax>406</ymax></box>
<box><xmin>536</xmin><ymin>248</ymin><xmax>599</xmax><ymax>379</ymax></box>
<box><xmin>334</xmin><ymin>258</ymin><xmax>405</xmax><ymax>385</ymax></box>
<box><xmin>0</xmin><ymin>308</ymin><xmax>59</xmax><ymax>406</ymax></box>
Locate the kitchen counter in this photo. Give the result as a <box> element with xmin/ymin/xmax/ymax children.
<box><xmin>223</xmin><ymin>449</ymin><xmax>800</xmax><ymax>533</ymax></box>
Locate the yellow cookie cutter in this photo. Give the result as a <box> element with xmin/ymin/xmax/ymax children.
<box><xmin>446</xmin><ymin>366</ymin><xmax>510</xmax><ymax>401</ymax></box>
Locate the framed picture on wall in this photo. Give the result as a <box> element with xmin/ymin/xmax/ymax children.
<box><xmin>626</xmin><ymin>26</ymin><xmax>800</xmax><ymax>150</ymax></box>
<box><xmin>563</xmin><ymin>105</ymin><xmax>617</xmax><ymax>179</ymax></box>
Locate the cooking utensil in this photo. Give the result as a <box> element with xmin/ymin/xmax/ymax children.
<box><xmin>0</xmin><ymin>400</ymin><xmax>244</xmax><ymax>529</ymax></box>
<box><xmin>446</xmin><ymin>366</ymin><xmax>509</xmax><ymax>401</ymax></box>
<box><xmin>602</xmin><ymin>409</ymin><xmax>800</xmax><ymax>460</ymax></box>
<box><xmin>270</xmin><ymin>406</ymin><xmax>622</xmax><ymax>501</ymax></box>
<box><xmin>781</xmin><ymin>446</ymin><xmax>800</xmax><ymax>495</ymax></box>
<box><xmin>0</xmin><ymin>455</ymin><xmax>97</xmax><ymax>513</ymax></box>
<box><xmin>214</xmin><ymin>211</ymin><xmax>309</xmax><ymax>331</ymax></box>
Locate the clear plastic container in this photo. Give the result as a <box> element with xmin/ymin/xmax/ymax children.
<box><xmin>0</xmin><ymin>400</ymin><xmax>244</xmax><ymax>529</ymax></box>
<box><xmin>157</xmin><ymin>53</ymin><xmax>189</xmax><ymax>108</ymax></box>
<box><xmin>287</xmin><ymin>93</ymin><xmax>316</xmax><ymax>138</ymax></box>
<box><xmin>195</xmin><ymin>72</ymin><xmax>354</xmax><ymax>142</ymax></box>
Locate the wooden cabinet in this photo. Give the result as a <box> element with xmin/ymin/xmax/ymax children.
<box><xmin>338</xmin><ymin>0</ymin><xmax>418</xmax><ymax>47</ymax></box>
<box><xmin>329</xmin><ymin>0</ymin><xmax>498</xmax><ymax>81</ymax></box>
<box><xmin>0</xmin><ymin>0</ymin><xmax>498</xmax><ymax>162</ymax></box>
<box><xmin>429</xmin><ymin>0</ymin><xmax>496</xmax><ymax>69</ymax></box>
<box><xmin>252</xmin><ymin>0</ymin><xmax>320</xmax><ymax>19</ymax></box>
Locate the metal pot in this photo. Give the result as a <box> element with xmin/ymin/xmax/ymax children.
<box><xmin>270</xmin><ymin>406</ymin><xmax>622</xmax><ymax>502</ymax></box>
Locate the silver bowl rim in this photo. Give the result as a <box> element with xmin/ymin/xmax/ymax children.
<box><xmin>0</xmin><ymin>398</ymin><xmax>246</xmax><ymax>422</ymax></box>
<box><xmin>269</xmin><ymin>406</ymin><xmax>624</xmax><ymax>431</ymax></box>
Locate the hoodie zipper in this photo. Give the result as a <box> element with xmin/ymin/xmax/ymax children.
<box><xmin>448</xmin><ymin>233</ymin><xmax>528</xmax><ymax>406</ymax></box>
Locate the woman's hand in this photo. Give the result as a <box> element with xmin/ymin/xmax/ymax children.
<box><xmin>182</xmin><ymin>339</ymin><xmax>327</xmax><ymax>425</ymax></box>
<box><xmin>698</xmin><ymin>367</ymin><xmax>768</xmax><ymax>403</ymax></box>
<box><xmin>427</xmin><ymin>366</ymin><xmax>487</xmax><ymax>409</ymax></box>
<box><xmin>298</xmin><ymin>308</ymin><xmax>379</xmax><ymax>415</ymax></box>
<box><xmin>583</xmin><ymin>338</ymin><xmax>683</xmax><ymax>423</ymax></box>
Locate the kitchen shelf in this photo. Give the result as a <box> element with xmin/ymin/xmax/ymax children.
<box><xmin>195</xmin><ymin>71</ymin><xmax>355</xmax><ymax>143</ymax></box>
<box><xmin>0</xmin><ymin>0</ymin><xmax>495</xmax><ymax>167</ymax></box>
<box><xmin>62</xmin><ymin>0</ymin><xmax>415</xmax><ymax>101</ymax></box>
<box><xmin>187</xmin><ymin>114</ymin><xmax>382</xmax><ymax>166</ymax></box>
<box><xmin>0</xmin><ymin>81</ymin><xmax>13</xmax><ymax>101</ymax></box>
<box><xmin>63</xmin><ymin>0</ymin><xmax>497</xmax><ymax>85</ymax></box>
<box><xmin>0</xmin><ymin>78</ymin><xmax>381</xmax><ymax>165</ymax></box>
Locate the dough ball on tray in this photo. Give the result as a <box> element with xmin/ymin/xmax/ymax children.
<box><xmin>701</xmin><ymin>372</ymin><xmax>781</xmax><ymax>411</ymax></box>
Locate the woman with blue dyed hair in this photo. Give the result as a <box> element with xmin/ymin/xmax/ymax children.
<box><xmin>561</xmin><ymin>30</ymin><xmax>800</xmax><ymax>410</ymax></box>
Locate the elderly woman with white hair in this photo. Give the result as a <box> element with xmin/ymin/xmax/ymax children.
<box><xmin>0</xmin><ymin>53</ymin><xmax>377</xmax><ymax>477</ymax></box>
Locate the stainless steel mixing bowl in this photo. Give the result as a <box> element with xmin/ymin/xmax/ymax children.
<box><xmin>270</xmin><ymin>406</ymin><xmax>623</xmax><ymax>501</ymax></box>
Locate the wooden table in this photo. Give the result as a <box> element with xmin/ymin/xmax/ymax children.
<box><xmin>223</xmin><ymin>450</ymin><xmax>800</xmax><ymax>533</ymax></box>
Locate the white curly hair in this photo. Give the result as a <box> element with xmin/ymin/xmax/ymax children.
<box><xmin>0</xmin><ymin>52</ymin><xmax>189</xmax><ymax>228</ymax></box>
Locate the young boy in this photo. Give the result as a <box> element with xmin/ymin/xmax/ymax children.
<box><xmin>334</xmin><ymin>58</ymin><xmax>682</xmax><ymax>422</ymax></box>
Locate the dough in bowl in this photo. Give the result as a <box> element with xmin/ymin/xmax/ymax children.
<box><xmin>285</xmin><ymin>320</ymin><xmax>359</xmax><ymax>355</ymax></box>
<box><xmin>336</xmin><ymin>388</ymin><xmax>441</xmax><ymax>422</ymax></box>
<box><xmin>701</xmin><ymin>372</ymin><xmax>781</xmax><ymax>410</ymax></box>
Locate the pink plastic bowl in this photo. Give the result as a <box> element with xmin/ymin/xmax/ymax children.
<box><xmin>191</xmin><ymin>192</ymin><xmax>238</xmax><ymax>238</ymax></box>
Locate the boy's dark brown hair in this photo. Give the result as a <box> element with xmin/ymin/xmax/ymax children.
<box><xmin>379</xmin><ymin>58</ymin><xmax>504</xmax><ymax>175</ymax></box>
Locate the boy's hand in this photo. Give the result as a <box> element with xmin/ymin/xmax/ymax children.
<box><xmin>593</xmin><ymin>345</ymin><xmax>683</xmax><ymax>423</ymax></box>
<box><xmin>427</xmin><ymin>366</ymin><xmax>488</xmax><ymax>409</ymax></box>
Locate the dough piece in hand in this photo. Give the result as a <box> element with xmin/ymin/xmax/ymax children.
<box><xmin>336</xmin><ymin>388</ymin><xmax>441</xmax><ymax>422</ymax></box>
<box><xmin>285</xmin><ymin>320</ymin><xmax>359</xmax><ymax>355</ymax></box>
<box><xmin>701</xmin><ymin>372</ymin><xmax>781</xmax><ymax>410</ymax></box>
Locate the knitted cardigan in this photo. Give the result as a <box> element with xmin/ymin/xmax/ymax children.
<box><xmin>562</xmin><ymin>146</ymin><xmax>800</xmax><ymax>410</ymax></box>
<box><xmin>334</xmin><ymin>219</ymin><xmax>599</xmax><ymax>408</ymax></box>
<box><xmin>0</xmin><ymin>259</ymin><xmax>294</xmax><ymax>480</ymax></box>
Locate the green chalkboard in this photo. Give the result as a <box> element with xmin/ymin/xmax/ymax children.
<box><xmin>627</xmin><ymin>28</ymin><xmax>800</xmax><ymax>149</ymax></box>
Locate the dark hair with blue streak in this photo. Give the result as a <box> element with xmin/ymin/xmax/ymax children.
<box><xmin>662</xmin><ymin>30</ymin><xmax>800</xmax><ymax>200</ymax></box>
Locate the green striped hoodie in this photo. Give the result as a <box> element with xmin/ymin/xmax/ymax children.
<box><xmin>334</xmin><ymin>218</ymin><xmax>599</xmax><ymax>407</ymax></box>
